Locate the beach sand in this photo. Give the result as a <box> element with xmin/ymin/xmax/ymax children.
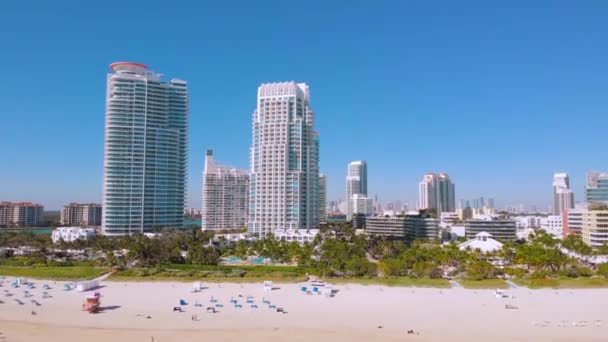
<box><xmin>0</xmin><ymin>278</ymin><xmax>606</xmax><ymax>341</ymax></box>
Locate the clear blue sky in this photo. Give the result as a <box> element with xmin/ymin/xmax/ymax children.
<box><xmin>0</xmin><ymin>0</ymin><xmax>606</xmax><ymax>210</ymax></box>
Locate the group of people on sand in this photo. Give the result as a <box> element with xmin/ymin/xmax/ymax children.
<box><xmin>406</xmin><ymin>329</ymin><xmax>419</xmax><ymax>335</ymax></box>
<box><xmin>191</xmin><ymin>314</ymin><xmax>199</xmax><ymax>321</ymax></box>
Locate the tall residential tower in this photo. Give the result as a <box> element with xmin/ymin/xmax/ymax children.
<box><xmin>418</xmin><ymin>172</ymin><xmax>455</xmax><ymax>215</ymax></box>
<box><xmin>202</xmin><ymin>150</ymin><xmax>249</xmax><ymax>231</ymax></box>
<box><xmin>248</xmin><ymin>82</ymin><xmax>319</xmax><ymax>236</ymax></box>
<box><xmin>552</xmin><ymin>172</ymin><xmax>574</xmax><ymax>215</ymax></box>
<box><xmin>102</xmin><ymin>62</ymin><xmax>188</xmax><ymax>235</ymax></box>
<box><xmin>586</xmin><ymin>171</ymin><xmax>608</xmax><ymax>203</ymax></box>
<box><xmin>346</xmin><ymin>160</ymin><xmax>368</xmax><ymax>220</ymax></box>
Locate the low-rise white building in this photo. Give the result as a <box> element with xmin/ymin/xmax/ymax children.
<box><xmin>458</xmin><ymin>232</ymin><xmax>503</xmax><ymax>253</ymax></box>
<box><xmin>540</xmin><ymin>215</ymin><xmax>563</xmax><ymax>239</ymax></box>
<box><xmin>440</xmin><ymin>212</ymin><xmax>459</xmax><ymax>225</ymax></box>
<box><xmin>51</xmin><ymin>227</ymin><xmax>96</xmax><ymax>243</ymax></box>
<box><xmin>449</xmin><ymin>225</ymin><xmax>466</xmax><ymax>239</ymax></box>
<box><xmin>513</xmin><ymin>215</ymin><xmax>543</xmax><ymax>229</ymax></box>
<box><xmin>274</xmin><ymin>228</ymin><xmax>319</xmax><ymax>244</ymax></box>
<box><xmin>213</xmin><ymin>233</ymin><xmax>252</xmax><ymax>243</ymax></box>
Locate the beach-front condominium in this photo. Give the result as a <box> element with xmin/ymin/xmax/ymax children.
<box><xmin>248</xmin><ymin>82</ymin><xmax>319</xmax><ymax>237</ymax></box>
<box><xmin>60</xmin><ymin>203</ymin><xmax>102</xmax><ymax>226</ymax></box>
<box><xmin>553</xmin><ymin>172</ymin><xmax>574</xmax><ymax>215</ymax></box>
<box><xmin>418</xmin><ymin>172</ymin><xmax>455</xmax><ymax>214</ymax></box>
<box><xmin>102</xmin><ymin>62</ymin><xmax>188</xmax><ymax>236</ymax></box>
<box><xmin>586</xmin><ymin>171</ymin><xmax>608</xmax><ymax>203</ymax></box>
<box><xmin>202</xmin><ymin>149</ymin><xmax>249</xmax><ymax>231</ymax></box>
<box><xmin>346</xmin><ymin>160</ymin><xmax>368</xmax><ymax>220</ymax></box>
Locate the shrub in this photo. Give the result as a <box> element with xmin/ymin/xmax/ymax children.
<box><xmin>467</xmin><ymin>260</ymin><xmax>496</xmax><ymax>281</ymax></box>
<box><xmin>597</xmin><ymin>263</ymin><xmax>608</xmax><ymax>278</ymax></box>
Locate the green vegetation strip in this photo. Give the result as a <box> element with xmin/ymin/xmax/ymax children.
<box><xmin>327</xmin><ymin>277</ymin><xmax>451</xmax><ymax>288</ymax></box>
<box><xmin>0</xmin><ymin>266</ymin><xmax>109</xmax><ymax>280</ymax></box>
<box><xmin>107</xmin><ymin>265</ymin><xmax>309</xmax><ymax>283</ymax></box>
<box><xmin>457</xmin><ymin>278</ymin><xmax>508</xmax><ymax>289</ymax></box>
<box><xmin>513</xmin><ymin>277</ymin><xmax>608</xmax><ymax>289</ymax></box>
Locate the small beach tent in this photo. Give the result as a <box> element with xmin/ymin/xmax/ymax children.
<box><xmin>264</xmin><ymin>281</ymin><xmax>272</xmax><ymax>291</ymax></box>
<box><xmin>192</xmin><ymin>282</ymin><xmax>202</xmax><ymax>292</ymax></box>
<box><xmin>76</xmin><ymin>279</ymin><xmax>99</xmax><ymax>292</ymax></box>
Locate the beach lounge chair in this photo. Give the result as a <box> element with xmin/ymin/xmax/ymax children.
<box><xmin>210</xmin><ymin>297</ymin><xmax>218</xmax><ymax>303</ymax></box>
<box><xmin>14</xmin><ymin>299</ymin><xmax>24</xmax><ymax>305</ymax></box>
<box><xmin>251</xmin><ymin>304</ymin><xmax>258</xmax><ymax>309</ymax></box>
<box><xmin>229</xmin><ymin>298</ymin><xmax>237</xmax><ymax>304</ymax></box>
<box><xmin>43</xmin><ymin>284</ymin><xmax>50</xmax><ymax>290</ymax></box>
<box><xmin>173</xmin><ymin>307</ymin><xmax>183</xmax><ymax>312</ymax></box>
<box><xmin>234</xmin><ymin>304</ymin><xmax>242</xmax><ymax>308</ymax></box>
<box><xmin>269</xmin><ymin>304</ymin><xmax>276</xmax><ymax>309</ymax></box>
<box><xmin>246</xmin><ymin>299</ymin><xmax>254</xmax><ymax>304</ymax></box>
<box><xmin>31</xmin><ymin>299</ymin><xmax>40</xmax><ymax>306</ymax></box>
<box><xmin>262</xmin><ymin>297</ymin><xmax>270</xmax><ymax>304</ymax></box>
<box><xmin>206</xmin><ymin>307</ymin><xmax>216</xmax><ymax>313</ymax></box>
<box><xmin>179</xmin><ymin>299</ymin><xmax>188</xmax><ymax>305</ymax></box>
<box><xmin>276</xmin><ymin>307</ymin><xmax>284</xmax><ymax>313</ymax></box>
<box><xmin>215</xmin><ymin>303</ymin><xmax>223</xmax><ymax>308</ymax></box>
<box><xmin>194</xmin><ymin>300</ymin><xmax>202</xmax><ymax>307</ymax></box>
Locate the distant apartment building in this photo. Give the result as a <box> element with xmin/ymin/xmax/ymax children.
<box><xmin>513</xmin><ymin>215</ymin><xmax>542</xmax><ymax>230</ymax></box>
<box><xmin>248</xmin><ymin>82</ymin><xmax>319</xmax><ymax>236</ymax></box>
<box><xmin>440</xmin><ymin>211</ymin><xmax>460</xmax><ymax>225</ymax></box>
<box><xmin>351</xmin><ymin>194</ymin><xmax>373</xmax><ymax>217</ymax></box>
<box><xmin>318</xmin><ymin>174</ymin><xmax>327</xmax><ymax>223</ymax></box>
<box><xmin>563</xmin><ymin>208</ymin><xmax>584</xmax><ymax>236</ymax></box>
<box><xmin>202</xmin><ymin>150</ymin><xmax>249</xmax><ymax>231</ymax></box>
<box><xmin>346</xmin><ymin>160</ymin><xmax>368</xmax><ymax>220</ymax></box>
<box><xmin>540</xmin><ymin>215</ymin><xmax>563</xmax><ymax>239</ymax></box>
<box><xmin>418</xmin><ymin>173</ymin><xmax>455</xmax><ymax>214</ymax></box>
<box><xmin>102</xmin><ymin>62</ymin><xmax>188</xmax><ymax>235</ymax></box>
<box><xmin>581</xmin><ymin>209</ymin><xmax>608</xmax><ymax>247</ymax></box>
<box><xmin>365</xmin><ymin>216</ymin><xmax>406</xmax><ymax>239</ymax></box>
<box><xmin>553</xmin><ymin>173</ymin><xmax>574</xmax><ymax>215</ymax></box>
<box><xmin>0</xmin><ymin>202</ymin><xmax>44</xmax><ymax>227</ymax></box>
<box><xmin>184</xmin><ymin>208</ymin><xmax>201</xmax><ymax>216</ymax></box>
<box><xmin>586</xmin><ymin>172</ymin><xmax>608</xmax><ymax>203</ymax></box>
<box><xmin>60</xmin><ymin>203</ymin><xmax>102</xmax><ymax>226</ymax></box>
<box><xmin>404</xmin><ymin>214</ymin><xmax>440</xmax><ymax>241</ymax></box>
<box><xmin>465</xmin><ymin>218</ymin><xmax>517</xmax><ymax>241</ymax></box>
<box><xmin>456</xmin><ymin>206</ymin><xmax>473</xmax><ymax>220</ymax></box>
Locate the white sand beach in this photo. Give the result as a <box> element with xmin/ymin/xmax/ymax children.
<box><xmin>0</xmin><ymin>278</ymin><xmax>607</xmax><ymax>341</ymax></box>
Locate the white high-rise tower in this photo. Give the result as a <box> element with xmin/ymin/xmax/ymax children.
<box><xmin>418</xmin><ymin>172</ymin><xmax>455</xmax><ymax>214</ymax></box>
<box><xmin>346</xmin><ymin>160</ymin><xmax>368</xmax><ymax>220</ymax></box>
<box><xmin>553</xmin><ymin>172</ymin><xmax>574</xmax><ymax>215</ymax></box>
<box><xmin>102</xmin><ymin>62</ymin><xmax>188</xmax><ymax>236</ymax></box>
<box><xmin>248</xmin><ymin>82</ymin><xmax>319</xmax><ymax>237</ymax></box>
